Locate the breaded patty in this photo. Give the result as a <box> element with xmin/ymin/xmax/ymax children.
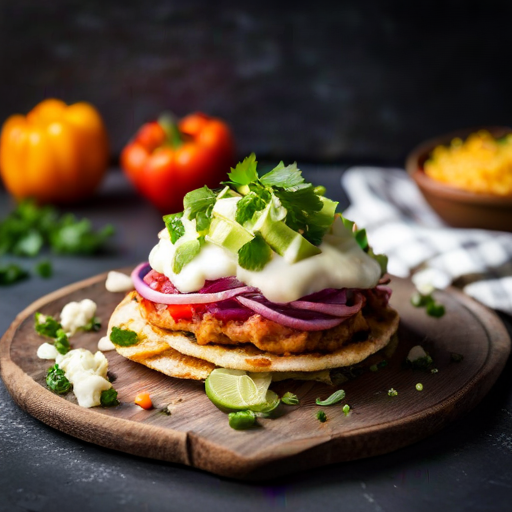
<box><xmin>138</xmin><ymin>294</ymin><xmax>370</xmax><ymax>355</ymax></box>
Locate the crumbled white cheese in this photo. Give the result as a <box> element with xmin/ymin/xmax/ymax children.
<box><xmin>73</xmin><ymin>374</ymin><xmax>112</xmax><ymax>408</ymax></box>
<box><xmin>36</xmin><ymin>342</ymin><xmax>59</xmax><ymax>360</ymax></box>
<box><xmin>407</xmin><ymin>345</ymin><xmax>428</xmax><ymax>363</ymax></box>
<box><xmin>105</xmin><ymin>271</ymin><xmax>134</xmax><ymax>293</ymax></box>
<box><xmin>60</xmin><ymin>299</ymin><xmax>97</xmax><ymax>336</ymax></box>
<box><xmin>98</xmin><ymin>335</ymin><xmax>116</xmax><ymax>352</ymax></box>
<box><xmin>56</xmin><ymin>348</ymin><xmax>108</xmax><ymax>384</ymax></box>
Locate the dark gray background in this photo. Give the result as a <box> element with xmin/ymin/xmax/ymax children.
<box><xmin>1</xmin><ymin>0</ymin><xmax>512</xmax><ymax>164</ymax></box>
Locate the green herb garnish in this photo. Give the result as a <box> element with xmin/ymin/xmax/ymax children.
<box><xmin>109</xmin><ymin>326</ymin><xmax>139</xmax><ymax>346</ymax></box>
<box><xmin>35</xmin><ymin>259</ymin><xmax>52</xmax><ymax>278</ymax></box>
<box><xmin>35</xmin><ymin>312</ymin><xmax>62</xmax><ymax>339</ymax></box>
<box><xmin>183</xmin><ymin>186</ymin><xmax>217</xmax><ymax>223</ymax></box>
<box><xmin>316</xmin><ymin>410</ymin><xmax>327</xmax><ymax>423</ymax></box>
<box><xmin>46</xmin><ymin>364</ymin><xmax>71</xmax><ymax>394</ymax></box>
<box><xmin>54</xmin><ymin>328</ymin><xmax>71</xmax><ymax>355</ymax></box>
<box><xmin>450</xmin><ymin>352</ymin><xmax>464</xmax><ymax>363</ymax></box>
<box><xmin>415</xmin><ymin>383</ymin><xmax>424</xmax><ymax>391</ymax></box>
<box><xmin>388</xmin><ymin>388</ymin><xmax>398</xmax><ymax>397</ymax></box>
<box><xmin>316</xmin><ymin>389</ymin><xmax>346</xmax><ymax>406</ymax></box>
<box><xmin>100</xmin><ymin>388</ymin><xmax>120</xmax><ymax>407</ymax></box>
<box><xmin>411</xmin><ymin>291</ymin><xmax>445</xmax><ymax>318</ymax></box>
<box><xmin>172</xmin><ymin>238</ymin><xmax>203</xmax><ymax>274</ymax></box>
<box><xmin>281</xmin><ymin>392</ymin><xmax>300</xmax><ymax>405</ymax></box>
<box><xmin>228</xmin><ymin>410</ymin><xmax>257</xmax><ymax>430</ymax></box>
<box><xmin>163</xmin><ymin>212</ymin><xmax>185</xmax><ymax>244</ymax></box>
<box><xmin>237</xmin><ymin>235</ymin><xmax>273</xmax><ymax>271</ymax></box>
<box><xmin>342</xmin><ymin>404</ymin><xmax>351</xmax><ymax>416</ymax></box>
<box><xmin>0</xmin><ymin>263</ymin><xmax>29</xmax><ymax>285</ymax></box>
<box><xmin>81</xmin><ymin>316</ymin><xmax>101</xmax><ymax>333</ymax></box>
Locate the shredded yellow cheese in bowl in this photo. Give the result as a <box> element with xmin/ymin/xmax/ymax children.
<box><xmin>424</xmin><ymin>130</ymin><xmax>512</xmax><ymax>196</ymax></box>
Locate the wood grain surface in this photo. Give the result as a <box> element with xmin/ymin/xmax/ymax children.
<box><xmin>0</xmin><ymin>270</ymin><xmax>510</xmax><ymax>480</ymax></box>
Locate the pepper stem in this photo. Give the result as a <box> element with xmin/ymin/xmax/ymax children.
<box><xmin>158</xmin><ymin>112</ymin><xmax>182</xmax><ymax>149</ymax></box>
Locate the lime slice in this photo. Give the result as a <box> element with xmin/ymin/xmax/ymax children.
<box><xmin>205</xmin><ymin>369</ymin><xmax>274</xmax><ymax>412</ymax></box>
<box><xmin>250</xmin><ymin>390</ymin><xmax>280</xmax><ymax>413</ymax></box>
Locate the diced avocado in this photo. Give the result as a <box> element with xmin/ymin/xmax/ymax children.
<box><xmin>216</xmin><ymin>186</ymin><xmax>241</xmax><ymax>200</ymax></box>
<box><xmin>207</xmin><ymin>217</ymin><xmax>254</xmax><ymax>253</ymax></box>
<box><xmin>252</xmin><ymin>206</ymin><xmax>321</xmax><ymax>263</ymax></box>
<box><xmin>212</xmin><ymin>197</ymin><xmax>241</xmax><ymax>222</ymax></box>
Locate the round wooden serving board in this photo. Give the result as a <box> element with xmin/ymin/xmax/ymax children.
<box><xmin>1</xmin><ymin>271</ymin><xmax>510</xmax><ymax>480</ymax></box>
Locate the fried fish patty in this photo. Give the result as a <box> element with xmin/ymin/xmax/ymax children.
<box><xmin>137</xmin><ymin>294</ymin><xmax>370</xmax><ymax>355</ymax></box>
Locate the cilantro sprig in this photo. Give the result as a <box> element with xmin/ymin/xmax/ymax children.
<box><xmin>226</xmin><ymin>154</ymin><xmax>329</xmax><ymax>246</ymax></box>
<box><xmin>34</xmin><ymin>312</ymin><xmax>70</xmax><ymax>354</ymax></box>
<box><xmin>0</xmin><ymin>199</ymin><xmax>114</xmax><ymax>285</ymax></box>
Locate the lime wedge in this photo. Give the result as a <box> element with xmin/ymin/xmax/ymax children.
<box><xmin>250</xmin><ymin>390</ymin><xmax>280</xmax><ymax>413</ymax></box>
<box><xmin>205</xmin><ymin>369</ymin><xmax>272</xmax><ymax>412</ymax></box>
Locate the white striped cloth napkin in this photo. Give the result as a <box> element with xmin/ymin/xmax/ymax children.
<box><xmin>341</xmin><ymin>167</ymin><xmax>512</xmax><ymax>315</ymax></box>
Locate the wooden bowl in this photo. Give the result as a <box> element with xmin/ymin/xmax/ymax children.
<box><xmin>405</xmin><ymin>126</ymin><xmax>512</xmax><ymax>232</ymax></box>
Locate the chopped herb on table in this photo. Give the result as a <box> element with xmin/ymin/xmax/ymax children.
<box><xmin>388</xmin><ymin>388</ymin><xmax>398</xmax><ymax>397</ymax></box>
<box><xmin>228</xmin><ymin>410</ymin><xmax>257</xmax><ymax>430</ymax></box>
<box><xmin>100</xmin><ymin>388</ymin><xmax>120</xmax><ymax>407</ymax></box>
<box><xmin>0</xmin><ymin>263</ymin><xmax>29</xmax><ymax>285</ymax></box>
<box><xmin>342</xmin><ymin>404</ymin><xmax>351</xmax><ymax>416</ymax></box>
<box><xmin>316</xmin><ymin>410</ymin><xmax>327</xmax><ymax>423</ymax></box>
<box><xmin>411</xmin><ymin>291</ymin><xmax>445</xmax><ymax>318</ymax></box>
<box><xmin>34</xmin><ymin>259</ymin><xmax>52</xmax><ymax>278</ymax></box>
<box><xmin>46</xmin><ymin>364</ymin><xmax>72</xmax><ymax>394</ymax></box>
<box><xmin>34</xmin><ymin>312</ymin><xmax>70</xmax><ymax>354</ymax></box>
<box><xmin>110</xmin><ymin>326</ymin><xmax>139</xmax><ymax>346</ymax></box>
<box><xmin>281</xmin><ymin>392</ymin><xmax>300</xmax><ymax>405</ymax></box>
<box><xmin>0</xmin><ymin>199</ymin><xmax>114</xmax><ymax>285</ymax></box>
<box><xmin>450</xmin><ymin>352</ymin><xmax>464</xmax><ymax>363</ymax></box>
<box><xmin>415</xmin><ymin>383</ymin><xmax>424</xmax><ymax>391</ymax></box>
<box><xmin>316</xmin><ymin>389</ymin><xmax>346</xmax><ymax>406</ymax></box>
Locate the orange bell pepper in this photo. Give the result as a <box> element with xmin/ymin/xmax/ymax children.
<box><xmin>121</xmin><ymin>112</ymin><xmax>235</xmax><ymax>213</ymax></box>
<box><xmin>0</xmin><ymin>98</ymin><xmax>109</xmax><ymax>203</ymax></box>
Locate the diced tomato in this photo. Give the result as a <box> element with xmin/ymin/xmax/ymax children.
<box><xmin>167</xmin><ymin>304</ymin><xmax>194</xmax><ymax>321</ymax></box>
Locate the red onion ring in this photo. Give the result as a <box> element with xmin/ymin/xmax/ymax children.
<box><xmin>131</xmin><ymin>263</ymin><xmax>258</xmax><ymax>305</ymax></box>
<box><xmin>236</xmin><ymin>295</ymin><xmax>345</xmax><ymax>331</ymax></box>
<box><xmin>289</xmin><ymin>291</ymin><xmax>365</xmax><ymax>316</ymax></box>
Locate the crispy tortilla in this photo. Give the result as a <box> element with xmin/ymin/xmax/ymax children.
<box><xmin>108</xmin><ymin>292</ymin><xmax>399</xmax><ymax>379</ymax></box>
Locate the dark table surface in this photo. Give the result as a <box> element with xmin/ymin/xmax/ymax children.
<box><xmin>1</xmin><ymin>167</ymin><xmax>511</xmax><ymax>512</ymax></box>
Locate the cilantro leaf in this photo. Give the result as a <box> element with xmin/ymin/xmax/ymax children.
<box><xmin>35</xmin><ymin>312</ymin><xmax>62</xmax><ymax>339</ymax></box>
<box><xmin>110</xmin><ymin>326</ymin><xmax>139</xmax><ymax>346</ymax></box>
<box><xmin>46</xmin><ymin>364</ymin><xmax>72</xmax><ymax>394</ymax></box>
<box><xmin>235</xmin><ymin>192</ymin><xmax>267</xmax><ymax>225</ymax></box>
<box><xmin>49</xmin><ymin>216</ymin><xmax>114</xmax><ymax>255</ymax></box>
<box><xmin>0</xmin><ymin>263</ymin><xmax>29</xmax><ymax>285</ymax></box>
<box><xmin>260</xmin><ymin>161</ymin><xmax>304</xmax><ymax>188</ymax></box>
<box><xmin>172</xmin><ymin>238</ymin><xmax>203</xmax><ymax>274</ymax></box>
<box><xmin>238</xmin><ymin>235</ymin><xmax>272</xmax><ymax>271</ymax></box>
<box><xmin>100</xmin><ymin>388</ymin><xmax>120</xmax><ymax>407</ymax></box>
<box><xmin>315</xmin><ymin>389</ymin><xmax>346</xmax><ymax>406</ymax></box>
<box><xmin>0</xmin><ymin>199</ymin><xmax>114</xmax><ymax>258</ymax></box>
<box><xmin>184</xmin><ymin>186</ymin><xmax>216</xmax><ymax>222</ymax></box>
<box><xmin>316</xmin><ymin>410</ymin><xmax>327</xmax><ymax>422</ymax></box>
<box><xmin>54</xmin><ymin>328</ymin><xmax>70</xmax><ymax>355</ymax></box>
<box><xmin>228</xmin><ymin>153</ymin><xmax>258</xmax><ymax>186</ymax></box>
<box><xmin>195</xmin><ymin>206</ymin><xmax>213</xmax><ymax>234</ymax></box>
<box><xmin>13</xmin><ymin>230</ymin><xmax>44</xmax><ymax>256</ymax></box>
<box><xmin>273</xmin><ymin>184</ymin><xmax>323</xmax><ymax>243</ymax></box>
<box><xmin>163</xmin><ymin>212</ymin><xmax>185</xmax><ymax>244</ymax></box>
<box><xmin>35</xmin><ymin>259</ymin><xmax>52</xmax><ymax>278</ymax></box>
